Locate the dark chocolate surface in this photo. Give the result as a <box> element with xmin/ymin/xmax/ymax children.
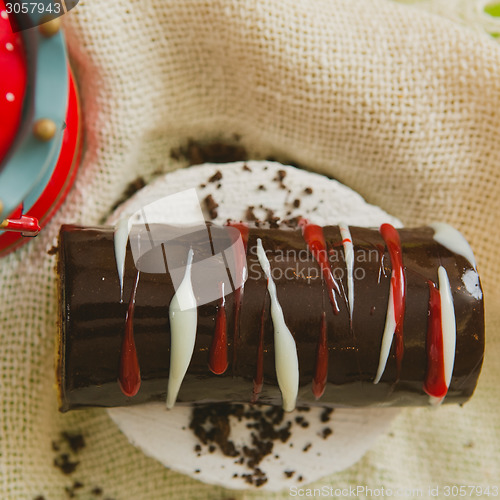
<box><xmin>57</xmin><ymin>224</ymin><xmax>484</xmax><ymax>411</ymax></box>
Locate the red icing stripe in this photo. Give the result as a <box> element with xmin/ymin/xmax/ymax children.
<box><xmin>119</xmin><ymin>271</ymin><xmax>141</xmax><ymax>397</ymax></box>
<box><xmin>423</xmin><ymin>280</ymin><xmax>448</xmax><ymax>399</ymax></box>
<box><xmin>312</xmin><ymin>312</ymin><xmax>328</xmax><ymax>399</ymax></box>
<box><xmin>209</xmin><ymin>283</ymin><xmax>228</xmax><ymax>375</ymax></box>
<box><xmin>379</xmin><ymin>223</ymin><xmax>406</xmax><ymax>378</ymax></box>
<box><xmin>299</xmin><ymin>219</ymin><xmax>340</xmax><ymax>314</ymax></box>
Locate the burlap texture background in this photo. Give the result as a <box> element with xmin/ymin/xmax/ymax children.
<box><xmin>0</xmin><ymin>0</ymin><xmax>499</xmax><ymax>498</ymax></box>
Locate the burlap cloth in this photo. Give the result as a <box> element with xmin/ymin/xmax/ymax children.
<box><xmin>1</xmin><ymin>0</ymin><xmax>499</xmax><ymax>498</ymax></box>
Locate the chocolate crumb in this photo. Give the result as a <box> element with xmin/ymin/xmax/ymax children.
<box><xmin>295</xmin><ymin>416</ymin><xmax>304</xmax><ymax>424</ymax></box>
<box><xmin>51</xmin><ymin>441</ymin><xmax>60</xmax><ymax>452</ymax></box>
<box><xmin>243</xmin><ymin>164</ymin><xmax>252</xmax><ymax>172</ymax></box>
<box><xmin>208</xmin><ymin>170</ymin><xmax>223</xmax><ymax>183</ymax></box>
<box><xmin>33</xmin><ymin>496</ymin><xmax>45</xmax><ymax>500</ymax></box>
<box><xmin>321</xmin><ymin>427</ymin><xmax>333</xmax><ymax>439</ymax></box>
<box><xmin>217</xmin><ymin>183</ymin><xmax>222</xmax><ymax>189</ymax></box>
<box><xmin>258</xmin><ymin>185</ymin><xmax>266</xmax><ymax>191</ymax></box>
<box><xmin>47</xmin><ymin>245</ymin><xmax>58</xmax><ymax>256</ymax></box>
<box><xmin>199</xmin><ymin>183</ymin><xmax>206</xmax><ymax>189</ymax></box>
<box><xmin>284</xmin><ymin>470</ymin><xmax>295</xmax><ymax>478</ymax></box>
<box><xmin>245</xmin><ymin>206</ymin><xmax>257</xmax><ymax>222</ymax></box>
<box><xmin>204</xmin><ymin>194</ymin><xmax>219</xmax><ymax>219</ymax></box>
<box><xmin>194</xmin><ymin>444</ymin><xmax>201</xmax><ymax>452</ymax></box>
<box><xmin>275</xmin><ymin>170</ymin><xmax>286</xmax><ymax>182</ymax></box>
<box><xmin>194</xmin><ymin>469</ymin><xmax>201</xmax><ymax>473</ymax></box>
<box><xmin>91</xmin><ymin>487</ymin><xmax>103</xmax><ymax>496</ymax></box>
<box><xmin>304</xmin><ymin>187</ymin><xmax>313</xmax><ymax>195</ymax></box>
<box><xmin>233</xmin><ymin>473</ymin><xmax>238</xmax><ymax>478</ymax></box>
<box><xmin>73</xmin><ymin>481</ymin><xmax>83</xmax><ymax>489</ymax></box>
<box><xmin>303</xmin><ymin>443</ymin><xmax>312</xmax><ymax>452</ymax></box>
<box><xmin>298</xmin><ymin>475</ymin><xmax>304</xmax><ymax>482</ymax></box>
<box><xmin>293</xmin><ymin>199</ymin><xmax>301</xmax><ymax>208</ymax></box>
<box><xmin>209</xmin><ymin>445</ymin><xmax>216</xmax><ymax>453</ymax></box>
<box><xmin>320</xmin><ymin>408</ymin><xmax>334</xmax><ymax>423</ymax></box>
<box><xmin>170</xmin><ymin>139</ymin><xmax>248</xmax><ymax>165</ymax></box>
<box><xmin>301</xmin><ymin>421</ymin><xmax>310</xmax><ymax>428</ymax></box>
<box><xmin>62</xmin><ymin>432</ymin><xmax>85</xmax><ymax>454</ymax></box>
<box><xmin>54</xmin><ymin>454</ymin><xmax>79</xmax><ymax>475</ymax></box>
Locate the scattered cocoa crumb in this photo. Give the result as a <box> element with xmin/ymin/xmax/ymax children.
<box><xmin>321</xmin><ymin>427</ymin><xmax>333</xmax><ymax>439</ymax></box>
<box><xmin>258</xmin><ymin>185</ymin><xmax>266</xmax><ymax>191</ymax></box>
<box><xmin>62</xmin><ymin>432</ymin><xmax>85</xmax><ymax>454</ymax></box>
<box><xmin>320</xmin><ymin>408</ymin><xmax>334</xmax><ymax>423</ymax></box>
<box><xmin>275</xmin><ymin>170</ymin><xmax>286</xmax><ymax>182</ymax></box>
<box><xmin>33</xmin><ymin>496</ymin><xmax>45</xmax><ymax>500</ymax></box>
<box><xmin>110</xmin><ymin>177</ymin><xmax>146</xmax><ymax>211</ymax></box>
<box><xmin>51</xmin><ymin>440</ymin><xmax>60</xmax><ymax>452</ymax></box>
<box><xmin>54</xmin><ymin>453</ymin><xmax>79</xmax><ymax>475</ymax></box>
<box><xmin>293</xmin><ymin>199</ymin><xmax>301</xmax><ymax>208</ymax></box>
<box><xmin>208</xmin><ymin>170</ymin><xmax>223</xmax><ymax>183</ymax></box>
<box><xmin>303</xmin><ymin>443</ymin><xmax>312</xmax><ymax>452</ymax></box>
<box><xmin>47</xmin><ymin>245</ymin><xmax>58</xmax><ymax>256</ymax></box>
<box><xmin>91</xmin><ymin>487</ymin><xmax>103</xmax><ymax>496</ymax></box>
<box><xmin>199</xmin><ymin>183</ymin><xmax>206</xmax><ymax>189</ymax></box>
<box><xmin>204</xmin><ymin>194</ymin><xmax>219</xmax><ymax>219</ymax></box>
<box><xmin>243</xmin><ymin>164</ymin><xmax>252</xmax><ymax>172</ymax></box>
<box><xmin>298</xmin><ymin>475</ymin><xmax>304</xmax><ymax>482</ymax></box>
<box><xmin>245</xmin><ymin>206</ymin><xmax>257</xmax><ymax>222</ymax></box>
<box><xmin>264</xmin><ymin>208</ymin><xmax>280</xmax><ymax>228</ymax></box>
<box><xmin>217</xmin><ymin>183</ymin><xmax>222</xmax><ymax>189</ymax></box>
<box><xmin>300</xmin><ymin>421</ymin><xmax>309</xmax><ymax>428</ymax></box>
<box><xmin>304</xmin><ymin>187</ymin><xmax>313</xmax><ymax>195</ymax></box>
<box><xmin>284</xmin><ymin>470</ymin><xmax>295</xmax><ymax>478</ymax></box>
<box><xmin>209</xmin><ymin>445</ymin><xmax>216</xmax><ymax>453</ymax></box>
<box><xmin>194</xmin><ymin>444</ymin><xmax>201</xmax><ymax>452</ymax></box>
<box><xmin>170</xmin><ymin>139</ymin><xmax>248</xmax><ymax>165</ymax></box>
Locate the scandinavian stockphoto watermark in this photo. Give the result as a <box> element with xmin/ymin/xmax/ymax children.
<box><xmin>4</xmin><ymin>0</ymin><xmax>79</xmax><ymax>32</ymax></box>
<box><xmin>124</xmin><ymin>189</ymin><xmax>381</xmax><ymax>310</ymax></box>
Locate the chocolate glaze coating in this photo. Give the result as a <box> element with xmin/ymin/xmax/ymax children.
<box><xmin>56</xmin><ymin>224</ymin><xmax>484</xmax><ymax>412</ymax></box>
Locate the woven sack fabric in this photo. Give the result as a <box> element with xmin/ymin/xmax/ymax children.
<box><xmin>0</xmin><ymin>0</ymin><xmax>499</xmax><ymax>498</ymax></box>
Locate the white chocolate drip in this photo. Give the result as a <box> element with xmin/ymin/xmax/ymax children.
<box><xmin>256</xmin><ymin>238</ymin><xmax>299</xmax><ymax>412</ymax></box>
<box><xmin>114</xmin><ymin>217</ymin><xmax>132</xmax><ymax>302</ymax></box>
<box><xmin>430</xmin><ymin>266</ymin><xmax>457</xmax><ymax>406</ymax></box>
<box><xmin>339</xmin><ymin>223</ymin><xmax>354</xmax><ymax>320</ymax></box>
<box><xmin>430</xmin><ymin>222</ymin><xmax>477</xmax><ymax>270</ymax></box>
<box><xmin>166</xmin><ymin>249</ymin><xmax>198</xmax><ymax>409</ymax></box>
<box><xmin>373</xmin><ymin>282</ymin><xmax>396</xmax><ymax>384</ymax></box>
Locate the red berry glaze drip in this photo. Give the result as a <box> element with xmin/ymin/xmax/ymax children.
<box><xmin>251</xmin><ymin>301</ymin><xmax>266</xmax><ymax>403</ymax></box>
<box><xmin>312</xmin><ymin>312</ymin><xmax>328</xmax><ymax>399</ymax></box>
<box><xmin>423</xmin><ymin>280</ymin><xmax>448</xmax><ymax>398</ymax></box>
<box><xmin>227</xmin><ymin>222</ymin><xmax>250</xmax><ymax>373</ymax></box>
<box><xmin>379</xmin><ymin>223</ymin><xmax>406</xmax><ymax>378</ymax></box>
<box><xmin>209</xmin><ymin>282</ymin><xmax>228</xmax><ymax>375</ymax></box>
<box><xmin>119</xmin><ymin>271</ymin><xmax>141</xmax><ymax>397</ymax></box>
<box><xmin>299</xmin><ymin>219</ymin><xmax>340</xmax><ymax>314</ymax></box>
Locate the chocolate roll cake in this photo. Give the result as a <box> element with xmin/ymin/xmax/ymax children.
<box><xmin>56</xmin><ymin>221</ymin><xmax>484</xmax><ymax>412</ymax></box>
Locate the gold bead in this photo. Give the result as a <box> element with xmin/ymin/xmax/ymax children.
<box><xmin>39</xmin><ymin>16</ymin><xmax>62</xmax><ymax>37</ymax></box>
<box><xmin>34</xmin><ymin>119</ymin><xmax>57</xmax><ymax>141</ymax></box>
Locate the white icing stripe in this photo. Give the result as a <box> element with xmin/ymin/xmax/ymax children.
<box><xmin>256</xmin><ymin>238</ymin><xmax>299</xmax><ymax>412</ymax></box>
<box><xmin>438</xmin><ymin>266</ymin><xmax>456</xmax><ymax>389</ymax></box>
<box><xmin>339</xmin><ymin>223</ymin><xmax>354</xmax><ymax>320</ymax></box>
<box><xmin>114</xmin><ymin>217</ymin><xmax>132</xmax><ymax>302</ymax></box>
<box><xmin>373</xmin><ymin>283</ymin><xmax>396</xmax><ymax>384</ymax></box>
<box><xmin>166</xmin><ymin>249</ymin><xmax>198</xmax><ymax>409</ymax></box>
<box><xmin>430</xmin><ymin>222</ymin><xmax>477</xmax><ymax>270</ymax></box>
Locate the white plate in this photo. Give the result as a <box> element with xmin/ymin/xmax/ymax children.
<box><xmin>106</xmin><ymin>160</ymin><xmax>402</xmax><ymax>491</ymax></box>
